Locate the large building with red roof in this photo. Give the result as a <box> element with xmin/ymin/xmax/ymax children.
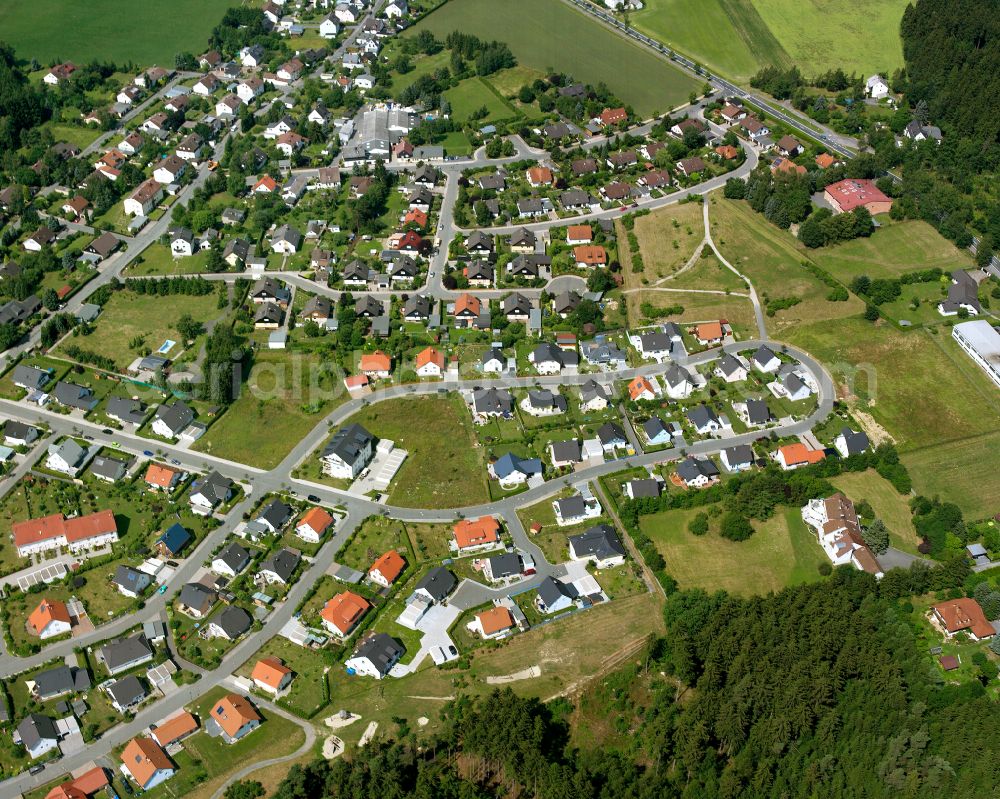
<box><xmin>823</xmin><ymin>178</ymin><xmax>893</xmax><ymax>215</ymax></box>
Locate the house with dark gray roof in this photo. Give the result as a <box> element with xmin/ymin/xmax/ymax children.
<box><xmin>549</xmin><ymin>438</ymin><xmax>583</xmax><ymax>468</ymax></box>
<box><xmin>178</xmin><ymin>582</ymin><xmax>217</xmax><ymax>617</ymax></box>
<box><xmin>190</xmin><ymin>471</ymin><xmax>233</xmax><ymax>515</ymax></box>
<box><xmin>33</xmin><ymin>665</ymin><xmax>90</xmax><ymax>700</ymax></box>
<box><xmin>597</xmin><ymin>422</ymin><xmax>627</xmax><ymax>451</ymax></box>
<box><xmin>106</xmin><ymin>675</ymin><xmax>147</xmax><ymax>713</ymax></box>
<box><xmin>100</xmin><ymin>633</ymin><xmax>154</xmax><ymax>675</ymax></box>
<box><xmin>256</xmin><ymin>499</ymin><xmax>294</xmax><ymax>533</ymax></box>
<box><xmin>676</xmin><ymin>457</ymin><xmax>720</xmax><ymax>487</ymax></box>
<box><xmin>483</xmin><ymin>552</ymin><xmax>523</xmax><ymax>582</ymax></box>
<box><xmin>720</xmin><ymin>444</ymin><xmax>754</xmax><ymax>472</ymax></box>
<box><xmin>152</xmin><ymin>402</ymin><xmax>195</xmax><ymax>439</ymax></box>
<box><xmin>569</xmin><ymin>524</ymin><xmax>626</xmax><ymax>567</ymax></box>
<box><xmin>623</xmin><ymin>478</ymin><xmax>661</xmax><ymax>499</ymax></box>
<box><xmin>112</xmin><ymin>564</ymin><xmax>151</xmax><ymax>598</ymax></box>
<box><xmin>12</xmin><ymin>364</ymin><xmax>51</xmax><ymax>391</ymax></box>
<box><xmin>835</xmin><ymin>427</ymin><xmax>870</xmax><ymax>457</ymax></box>
<box><xmin>4</xmin><ymin>420</ymin><xmax>38</xmax><ymax>446</ymax></box>
<box><xmin>321</xmin><ymin>423</ymin><xmax>375</xmax><ymax>479</ymax></box>
<box><xmin>90</xmin><ymin>454</ymin><xmax>129</xmax><ymax>483</ymax></box>
<box><xmin>686</xmin><ymin>405</ymin><xmax>723</xmax><ymax>435</ymax></box>
<box><xmin>208</xmin><ymin>605</ymin><xmax>252</xmax><ymax>641</ymax></box>
<box><xmin>212</xmin><ymin>541</ymin><xmax>251</xmax><ymax>578</ymax></box>
<box><xmin>413</xmin><ymin>566</ymin><xmax>456</xmax><ymax>604</ymax></box>
<box><xmin>105</xmin><ymin>396</ymin><xmax>147</xmax><ymax>425</ymax></box>
<box><xmin>345</xmin><ymin>632</ymin><xmax>404</xmax><ymax>679</ymax></box>
<box><xmin>473</xmin><ymin>388</ymin><xmax>513</xmax><ymax>418</ymax></box>
<box><xmin>53</xmin><ymin>381</ymin><xmax>97</xmax><ymax>411</ymax></box>
<box><xmin>535</xmin><ymin>576</ymin><xmax>573</xmax><ymax>614</ymax></box>
<box><xmin>258</xmin><ymin>548</ymin><xmax>301</xmax><ymax>585</ymax></box>
<box><xmin>17</xmin><ymin>714</ymin><xmax>59</xmax><ymax>758</ymax></box>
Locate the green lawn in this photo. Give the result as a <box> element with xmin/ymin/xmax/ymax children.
<box><xmin>127</xmin><ymin>244</ymin><xmax>213</xmax><ymax>276</ymax></box>
<box><xmin>631</xmin><ymin>0</ymin><xmax>907</xmax><ymax>82</ymax></box>
<box><xmin>641</xmin><ymin>505</ymin><xmax>827</xmax><ymax>595</ymax></box>
<box><xmin>632</xmin><ymin>0</ymin><xmax>791</xmax><ymax>83</ymax></box>
<box><xmin>902</xmin><ymin>431</ymin><xmax>1000</xmax><ymax>522</ymax></box>
<box><xmin>337</xmin><ymin>516</ymin><xmax>412</xmax><ymax>573</ymax></box>
<box><xmin>237</xmin><ymin>637</ymin><xmax>331</xmax><ymax>719</ymax></box>
<box><xmin>56</xmin><ymin>289</ymin><xmax>221</xmax><ymax>371</ymax></box>
<box><xmin>444</xmin><ymin>77</ymin><xmax>515</xmax><ymax>123</ymax></box>
<box><xmin>404</xmin><ymin>521</ymin><xmax>457</xmax><ymax>562</ymax></box>
<box><xmin>343</xmin><ymin>394</ymin><xmax>491</xmax><ymax>508</ymax></box>
<box><xmin>0</xmin><ymin>0</ymin><xmax>235</xmax><ymax>64</ymax></box>
<box><xmin>830</xmin><ymin>469</ymin><xmax>921</xmax><ymax>553</ymax></box>
<box><xmin>43</xmin><ymin>121</ymin><xmax>103</xmax><ymax>150</ymax></box>
<box><xmin>193</xmin><ymin>350</ymin><xmax>347</xmax><ymax>469</ymax></box>
<box><xmin>411</xmin><ymin>0</ymin><xmax>701</xmax><ymax>116</ymax></box>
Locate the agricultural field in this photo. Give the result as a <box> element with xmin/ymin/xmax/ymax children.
<box><xmin>640</xmin><ymin>505</ymin><xmax>828</xmax><ymax>595</ymax></box>
<box><xmin>193</xmin><ymin>349</ymin><xmax>347</xmax><ymax>469</ymax></box>
<box><xmin>0</xmin><ymin>0</ymin><xmax>235</xmax><ymax>65</ymax></box>
<box><xmin>411</xmin><ymin>0</ymin><xmax>701</xmax><ymax>117</ymax></box>
<box><xmin>343</xmin><ymin>393</ymin><xmax>491</xmax><ymax>508</ymax></box>
<box><xmin>631</xmin><ymin>0</ymin><xmax>908</xmax><ymax>82</ymax></box>
<box><xmin>55</xmin><ymin>289</ymin><xmax>221</xmax><ymax>372</ymax></box>
<box><xmin>632</xmin><ymin>0</ymin><xmax>791</xmax><ymax>82</ymax></box>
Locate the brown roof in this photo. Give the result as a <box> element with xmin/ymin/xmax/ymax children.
<box><xmin>566</xmin><ymin>224</ymin><xmax>592</xmax><ymax>241</ymax></box>
<box><xmin>150</xmin><ymin>712</ymin><xmax>198</xmax><ymax>746</ymax></box>
<box><xmin>453</xmin><ymin>516</ymin><xmax>500</xmax><ymax>549</ymax></box>
<box><xmin>121</xmin><ymin>738</ymin><xmax>172</xmax><ymax>787</ymax></box>
<box><xmin>321</xmin><ymin>590</ymin><xmax>370</xmax><ymax>634</ymax></box>
<box><xmin>28</xmin><ymin>598</ymin><xmax>71</xmax><ymax>634</ymax></box>
<box><xmin>297</xmin><ymin>506</ymin><xmax>333</xmax><ymax>535</ymax></box>
<box><xmin>370</xmin><ymin>549</ymin><xmax>405</xmax><ymax>583</ymax></box>
<box><xmin>477</xmin><ymin>606</ymin><xmax>515</xmax><ymax>635</ymax></box>
<box><xmin>210</xmin><ymin>694</ymin><xmax>261</xmax><ymax>738</ymax></box>
<box><xmin>455</xmin><ymin>293</ymin><xmax>481</xmax><ymax>317</ymax></box>
<box><xmin>13</xmin><ymin>510</ymin><xmax>117</xmax><ymax>547</ymax></box>
<box><xmin>932</xmin><ymin>598</ymin><xmax>995</xmax><ymax>639</ymax></box>
<box><xmin>145</xmin><ymin>463</ymin><xmax>179</xmax><ymax>488</ymax></box>
<box><xmin>574</xmin><ymin>245</ymin><xmax>607</xmax><ymax>266</ymax></box>
<box><xmin>251</xmin><ymin>656</ymin><xmax>292</xmax><ymax>689</ymax></box>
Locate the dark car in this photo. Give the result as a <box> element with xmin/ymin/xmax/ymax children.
<box><xmin>307</xmin><ymin>494</ymin><xmax>320</xmax><ymax>503</ymax></box>
<box><xmin>143</xmin><ymin>450</ymin><xmax>154</xmax><ymax>457</ymax></box>
<box><xmin>29</xmin><ymin>764</ymin><xmax>45</xmax><ymax>775</ymax></box>
<box><xmin>101</xmin><ymin>428</ymin><xmax>113</xmax><ymax>434</ymax></box>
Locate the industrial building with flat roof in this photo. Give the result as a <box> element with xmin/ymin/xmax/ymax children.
<box><xmin>952</xmin><ymin>320</ymin><xmax>1000</xmax><ymax>388</ymax></box>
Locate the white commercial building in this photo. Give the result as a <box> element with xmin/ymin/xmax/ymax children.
<box><xmin>952</xmin><ymin>320</ymin><xmax>1000</xmax><ymax>389</ymax></box>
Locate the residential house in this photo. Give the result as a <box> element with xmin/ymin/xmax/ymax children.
<box><xmin>932</xmin><ymin>598</ymin><xmax>994</xmax><ymax>641</ymax></box>
<box><xmin>489</xmin><ymin>452</ymin><xmax>543</xmax><ymax>487</ymax></box>
<box><xmin>321</xmin><ymin>591</ymin><xmax>370</xmax><ymax>637</ymax></box>
<box><xmin>686</xmin><ymin>404</ymin><xmax>723</xmax><ymax>436</ymax></box>
<box><xmin>209</xmin><ymin>694</ymin><xmax>261</xmax><ymax>743</ymax></box>
<box><xmin>152</xmin><ymin>402</ymin><xmax>195</xmax><ymax>439</ymax></box>
<box><xmin>452</xmin><ymin>516</ymin><xmax>501</xmax><ymax>552</ymax></box>
<box><xmin>720</xmin><ymin>444</ymin><xmax>754</xmax><ymax>472</ymax></box>
<box><xmin>112</xmin><ymin>565</ymin><xmax>151</xmax><ymax>598</ymax></box>
<box><xmin>13</xmin><ymin>509</ymin><xmax>117</xmax><ymax>557</ymax></box>
<box><xmin>189</xmin><ymin>471</ymin><xmax>234</xmax><ymax>515</ymax></box>
<box><xmin>345</xmin><ymin>633</ymin><xmax>404</xmax><ymax>679</ymax></box>
<box><xmin>258</xmin><ymin>548</ymin><xmax>301</xmax><ymax>586</ymax></box>
<box><xmin>212</xmin><ymin>541</ymin><xmax>251</xmax><ymax>578</ymax></box>
<box><xmin>177</xmin><ymin>583</ymin><xmax>217</xmax><ymax>618</ymax></box>
<box><xmin>568</xmin><ymin>524</ymin><xmax>626</xmax><ymax>568</ymax></box>
<box><xmin>321</xmin><ymin>423</ymin><xmax>375</xmax><ymax>478</ymax></box>
<box><xmin>752</xmin><ymin>345</ymin><xmax>781</xmax><ymax>373</ymax></box>
<box><xmin>823</xmin><ymin>178</ymin><xmax>893</xmax><ymax>215</ymax></box>
<box><xmin>156</xmin><ymin>523</ymin><xmax>191</xmax><ymax>558</ymax></box>
<box><xmin>369</xmin><ymin>550</ymin><xmax>406</xmax><ymax>588</ymax></box>
<box><xmin>663</xmin><ymin>364</ymin><xmax>694</xmax><ymax>399</ymax></box>
<box><xmin>714</xmin><ymin>353</ymin><xmax>748</xmax><ymax>383</ymax></box>
<box><xmin>468</xmin><ymin>606</ymin><xmax>516</xmax><ymax>640</ymax></box>
<box><xmin>580</xmin><ymin>380</ymin><xmax>610</xmax><ymax>411</ymax></box>
<box><xmin>90</xmin><ymin>455</ymin><xmax>128</xmax><ymax>483</ymax></box>
<box><xmin>676</xmin><ymin>457</ymin><xmax>720</xmax><ymax>488</ymax></box>
<box><xmin>45</xmin><ymin>439</ymin><xmax>89</xmax><ymax>475</ymax></box>
<box><xmin>801</xmin><ymin>493</ymin><xmax>883</xmax><ymax>577</ymax></box>
<box><xmin>554</xmin><ymin>494</ymin><xmax>602</xmax><ymax>526</ymax></box>
<box><xmin>27</xmin><ymin>599</ymin><xmax>72</xmax><ymax>639</ymax></box>
<box><xmin>623</xmin><ymin>478</ymin><xmax>661</xmax><ymax>500</ymax></box>
<box><xmin>597</xmin><ymin>421</ymin><xmax>627</xmax><ymax>452</ymax></box>
<box><xmin>776</xmin><ymin>442</ymin><xmax>825</xmax><ymax>470</ymax></box>
<box><xmin>535</xmin><ymin>577</ymin><xmax>573</xmax><ymax>614</ymax></box>
<box><xmin>415</xmin><ymin>347</ymin><xmax>446</xmax><ymax>378</ymax></box>
<box><xmin>121</xmin><ymin>738</ymin><xmax>174</xmax><ymax>789</ymax></box>
<box><xmin>206</xmin><ymin>606</ymin><xmax>252</xmax><ymax>641</ymax></box>
<box><xmin>628</xmin><ymin>375</ymin><xmax>658</xmax><ymax>402</ymax></box>
<box><xmin>251</xmin><ymin>657</ymin><xmax>293</xmax><ymax>695</ymax></box>
<box><xmin>107</xmin><ymin>676</ymin><xmax>147</xmax><ymax>713</ymax></box>
<box><xmin>145</xmin><ymin>463</ymin><xmax>181</xmax><ymax>492</ymax></box>
<box><xmin>100</xmin><ymin>634</ymin><xmax>154</xmax><ymax>675</ymax></box>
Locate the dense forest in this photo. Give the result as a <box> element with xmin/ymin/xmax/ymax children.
<box><xmin>255</xmin><ymin>566</ymin><xmax>999</xmax><ymax>799</ymax></box>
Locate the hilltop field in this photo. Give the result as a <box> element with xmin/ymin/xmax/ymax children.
<box><xmin>631</xmin><ymin>0</ymin><xmax>910</xmax><ymax>82</ymax></box>
<box><xmin>0</xmin><ymin>0</ymin><xmax>234</xmax><ymax>64</ymax></box>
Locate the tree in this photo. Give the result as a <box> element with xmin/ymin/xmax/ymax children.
<box><xmin>224</xmin><ymin>781</ymin><xmax>264</xmax><ymax>799</ymax></box>
<box><xmin>862</xmin><ymin>518</ymin><xmax>890</xmax><ymax>555</ymax></box>
<box><xmin>41</xmin><ymin>288</ymin><xmax>59</xmax><ymax>311</ymax></box>
<box><xmin>688</xmin><ymin>512</ymin><xmax>709</xmax><ymax>536</ymax></box>
<box><xmin>586</xmin><ymin>269</ymin><xmax>616</xmax><ymax>293</ymax></box>
<box><xmin>719</xmin><ymin>512</ymin><xmax>754</xmax><ymax>541</ymax></box>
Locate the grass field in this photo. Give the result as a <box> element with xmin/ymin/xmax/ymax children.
<box><xmin>902</xmin><ymin>432</ymin><xmax>1000</xmax><ymax>522</ymax></box>
<box><xmin>811</xmin><ymin>219</ymin><xmax>976</xmax><ymax>284</ymax></box>
<box><xmin>631</xmin><ymin>0</ymin><xmax>908</xmax><ymax>82</ymax></box>
<box><xmin>830</xmin><ymin>469</ymin><xmax>921</xmax><ymax>553</ymax></box>
<box><xmin>322</xmin><ymin>591</ymin><xmax>664</xmax><ymax>746</ymax></box>
<box><xmin>411</xmin><ymin>0</ymin><xmax>701</xmax><ymax>117</ymax></box>
<box><xmin>0</xmin><ymin>0</ymin><xmax>234</xmax><ymax>65</ymax></box>
<box><xmin>627</xmin><ymin>201</ymin><xmax>704</xmax><ymax>289</ymax></box>
<box><xmin>56</xmin><ymin>289</ymin><xmax>220</xmax><ymax>371</ymax></box>
<box><xmin>237</xmin><ymin>637</ymin><xmax>330</xmax><ymax>718</ymax></box>
<box><xmin>344</xmin><ymin>393</ymin><xmax>491</xmax><ymax>508</ymax></box>
<box><xmin>641</xmin><ymin>505</ymin><xmax>827</xmax><ymax>595</ymax></box>
<box><xmin>633</xmin><ymin>0</ymin><xmax>791</xmax><ymax>83</ymax></box>
<box><xmin>708</xmin><ymin>195</ymin><xmax>866</xmax><ymax>335</ymax></box>
<box><xmin>444</xmin><ymin>77</ymin><xmax>515</xmax><ymax>122</ymax></box>
<box><xmin>194</xmin><ymin>350</ymin><xmax>347</xmax><ymax>469</ymax></box>
<box><xmin>626</xmin><ymin>288</ymin><xmax>758</xmax><ymax>339</ymax></box>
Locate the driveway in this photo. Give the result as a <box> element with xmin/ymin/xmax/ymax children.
<box><xmin>395</xmin><ymin>603</ymin><xmax>462</xmax><ymax>673</ymax></box>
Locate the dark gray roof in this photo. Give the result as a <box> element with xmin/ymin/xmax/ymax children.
<box><xmin>744</xmin><ymin>399</ymin><xmax>771</xmax><ymax>425</ymax></box>
<box><xmin>414</xmin><ymin>566</ymin><xmax>456</xmax><ymax>602</ymax></box>
<box><xmin>215</xmin><ymin>541</ymin><xmax>250</xmax><ymax>572</ymax></box>
<box><xmin>112</xmin><ymin>564</ymin><xmax>148</xmax><ymax>592</ymax></box>
<box><xmin>597</xmin><ymin>422</ymin><xmax>626</xmax><ymax>446</ymax></box>
<box><xmin>179</xmin><ymin>582</ymin><xmax>217</xmax><ymax>612</ymax></box>
<box><xmin>550</xmin><ymin>439</ymin><xmax>582</xmax><ymax>463</ymax></box>
<box><xmin>258</xmin><ymin>499</ymin><xmax>293</xmax><ymax>530</ymax></box>
<box><xmin>537</xmin><ymin>576</ymin><xmax>571</xmax><ymax>609</ymax></box>
<box><xmin>782</xmin><ymin>372</ymin><xmax>807</xmax><ymax>395</ymax></box>
<box><xmin>717</xmin><ymin>354</ymin><xmax>745</xmax><ymax>377</ymax></box>
<box><xmin>192</xmin><ymin>470</ymin><xmax>233</xmax><ymax>504</ymax></box>
<box><xmin>487</xmin><ymin>553</ymin><xmax>522</xmax><ymax>578</ymax></box>
<box><xmin>686</xmin><ymin>405</ymin><xmax>720</xmax><ymax>429</ymax></box>
<box><xmin>352</xmin><ymin>632</ymin><xmax>404</xmax><ymax>675</ymax></box>
<box><xmin>473</xmin><ymin>388</ymin><xmax>513</xmax><ymax>416</ymax></box>
<box><xmin>355</xmin><ymin>295</ymin><xmax>383</xmax><ymax>317</ymax></box>
<box><xmin>254</xmin><ymin>302</ymin><xmax>283</xmax><ymax>324</ymax></box>
<box><xmin>100</xmin><ymin>634</ymin><xmax>153</xmax><ymax>672</ymax></box>
<box><xmin>154</xmin><ymin>402</ymin><xmax>195</xmax><ymax>435</ymax></box>
<box><xmin>625</xmin><ymin>478</ymin><xmax>660</xmax><ymax>498</ymax></box>
<box><xmin>53</xmin><ymin>381</ymin><xmax>96</xmax><ymax>410</ymax></box>
<box><xmin>91</xmin><ymin>455</ymin><xmax>129</xmax><ymax>481</ymax></box>
<box><xmin>528</xmin><ymin>389</ymin><xmax>566</xmax><ymax>411</ymax></box>
<box><xmin>753</xmin><ymin>345</ymin><xmax>778</xmax><ymax>367</ymax></box>
<box><xmin>12</xmin><ymin>364</ymin><xmax>50</xmax><ymax>390</ymax></box>
<box><xmin>664</xmin><ymin>363</ymin><xmax>691</xmax><ymax>388</ymax></box>
<box><xmin>106</xmin><ymin>396</ymin><xmax>146</xmax><ymax>424</ymax></box>
<box><xmin>642</xmin><ymin>416</ymin><xmax>670</xmax><ymax>440</ymax></box>
<box><xmin>580</xmin><ymin>380</ymin><xmax>608</xmax><ymax>404</ymax></box>
<box><xmin>839</xmin><ymin>427</ymin><xmax>870</xmax><ymax>455</ymax></box>
<box><xmin>107</xmin><ymin>675</ymin><xmax>146</xmax><ymax>708</ymax></box>
<box><xmin>509</xmin><ymin>228</ymin><xmax>535</xmax><ymax>247</ymax></box>
<box><xmin>569</xmin><ymin>524</ymin><xmax>625</xmax><ymax>561</ymax></box>
<box><xmin>502</xmin><ymin>292</ymin><xmax>532</xmax><ymax>315</ymax></box>
<box><xmin>552</xmin><ymin>291</ymin><xmax>580</xmax><ymax>315</ymax></box>
<box><xmin>402</xmin><ymin>294</ymin><xmax>431</xmax><ymax>318</ymax></box>
<box><xmin>676</xmin><ymin>457</ymin><xmax>720</xmax><ymax>482</ymax></box>
<box><xmin>260</xmin><ymin>548</ymin><xmax>300</xmax><ymax>582</ymax></box>
<box><xmin>555</xmin><ymin>495</ymin><xmax>587</xmax><ymax>519</ymax></box>
<box><xmin>215</xmin><ymin>605</ymin><xmax>252</xmax><ymax>639</ymax></box>
<box><xmin>17</xmin><ymin>714</ymin><xmax>58</xmax><ymax>749</ymax></box>
<box><xmin>723</xmin><ymin>444</ymin><xmax>754</xmax><ymax>466</ymax></box>
<box><xmin>467</xmin><ymin>260</ymin><xmax>494</xmax><ymax>281</ymax></box>
<box><xmin>4</xmin><ymin>420</ymin><xmax>36</xmax><ymax>440</ymax></box>
<box><xmin>322</xmin><ymin>423</ymin><xmax>375</xmax><ymax>463</ymax></box>
<box><xmin>531</xmin><ymin>342</ymin><xmax>565</xmax><ymax>366</ymax></box>
<box><xmin>34</xmin><ymin>665</ymin><xmax>90</xmax><ymax>698</ymax></box>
